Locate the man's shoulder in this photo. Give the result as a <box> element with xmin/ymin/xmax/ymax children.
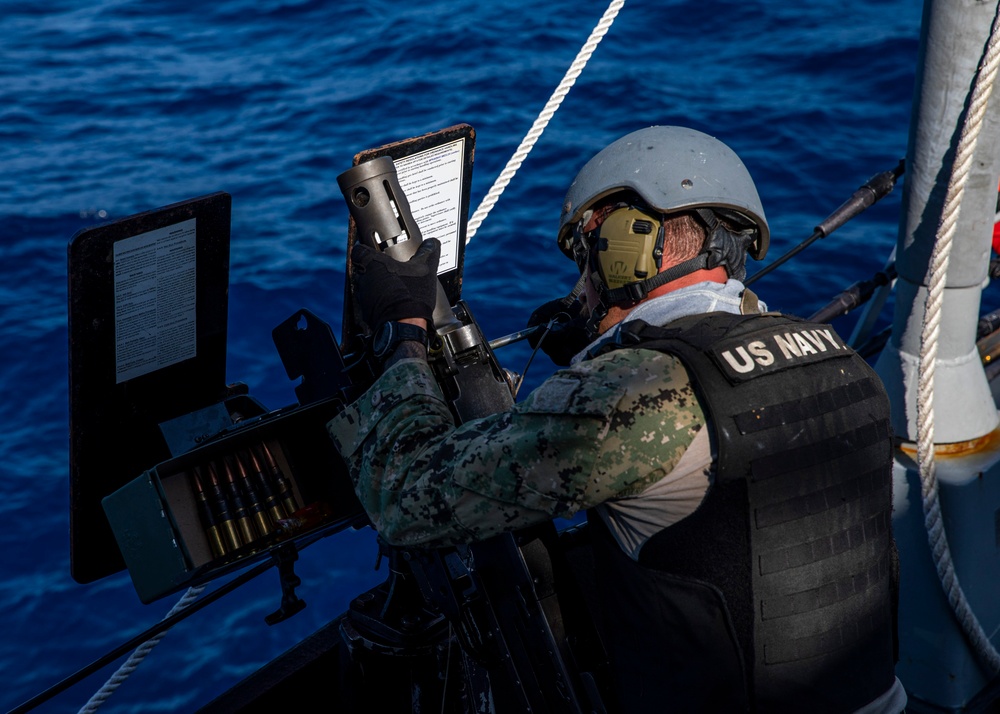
<box><xmin>570</xmin><ymin>345</ymin><xmax>693</xmax><ymax>383</ymax></box>
<box><xmin>524</xmin><ymin>347</ymin><xmax>702</xmax><ymax>419</ymax></box>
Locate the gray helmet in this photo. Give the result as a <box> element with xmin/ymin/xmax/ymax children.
<box><xmin>557</xmin><ymin>126</ymin><xmax>769</xmax><ymax>261</ymax></box>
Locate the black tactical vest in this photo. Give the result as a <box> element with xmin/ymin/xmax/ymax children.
<box><xmin>587</xmin><ymin>312</ymin><xmax>898</xmax><ymax>714</ymax></box>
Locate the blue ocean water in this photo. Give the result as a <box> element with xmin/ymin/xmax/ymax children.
<box><xmin>1</xmin><ymin>0</ymin><xmax>925</xmax><ymax>711</ymax></box>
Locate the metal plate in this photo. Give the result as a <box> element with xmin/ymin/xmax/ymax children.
<box><xmin>68</xmin><ymin>192</ymin><xmax>232</xmax><ymax>583</ymax></box>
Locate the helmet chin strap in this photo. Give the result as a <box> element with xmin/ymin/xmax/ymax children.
<box><xmin>581</xmin><ymin>252</ymin><xmax>709</xmax><ymax>339</ymax></box>
<box><xmin>578</xmin><ymin>205</ymin><xmax>757</xmax><ymax>338</ymax></box>
<box><xmin>597</xmin><ymin>252</ymin><xmax>711</xmax><ymax>307</ymax></box>
<box><xmin>584</xmin><ymin>302</ymin><xmax>606</xmax><ymax>340</ymax></box>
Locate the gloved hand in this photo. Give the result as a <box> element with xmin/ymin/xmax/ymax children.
<box><xmin>351</xmin><ymin>239</ymin><xmax>441</xmax><ymax>328</ymax></box>
<box><xmin>526</xmin><ymin>295</ymin><xmax>592</xmax><ymax>366</ymax></box>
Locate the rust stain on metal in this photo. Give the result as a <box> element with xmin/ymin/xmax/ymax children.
<box><xmin>899</xmin><ymin>427</ymin><xmax>1000</xmax><ymax>459</ymax></box>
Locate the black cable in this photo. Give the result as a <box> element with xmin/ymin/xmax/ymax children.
<box><xmin>745</xmin><ymin>229</ymin><xmax>822</xmax><ymax>286</ymax></box>
<box><xmin>746</xmin><ymin>159</ymin><xmax>905</xmax><ymax>286</ymax></box>
<box><xmin>979</xmin><ymin>307</ymin><xmax>1000</xmax><ymax>338</ymax></box>
<box><xmin>8</xmin><ymin>559</ymin><xmax>275</xmax><ymax>714</ymax></box>
<box><xmin>856</xmin><ymin>327</ymin><xmax>893</xmax><ymax>360</ymax></box>
<box><xmin>513</xmin><ymin>320</ymin><xmax>557</xmax><ymax>398</ymax></box>
<box><xmin>808</xmin><ymin>264</ymin><xmax>897</xmax><ymax>323</ymax></box>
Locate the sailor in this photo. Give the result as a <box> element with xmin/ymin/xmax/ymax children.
<box><xmin>327</xmin><ymin>125</ymin><xmax>906</xmax><ymax>713</ymax></box>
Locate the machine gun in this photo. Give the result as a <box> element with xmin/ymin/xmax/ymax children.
<box><xmin>266</xmin><ymin>143</ymin><xmax>611</xmax><ymax>713</ymax></box>
<box><xmin>62</xmin><ymin>124</ymin><xmax>610</xmax><ymax>713</ymax></box>
<box><xmin>334</xmin><ymin>154</ymin><xmax>515</xmax><ymax>421</ymax></box>
<box><xmin>222</xmin><ymin>124</ymin><xmax>610</xmax><ymax>711</ymax></box>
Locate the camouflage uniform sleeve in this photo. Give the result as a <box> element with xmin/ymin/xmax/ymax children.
<box><xmin>327</xmin><ymin>349</ymin><xmax>706</xmax><ymax>548</ymax></box>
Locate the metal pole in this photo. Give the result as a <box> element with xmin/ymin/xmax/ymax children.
<box><xmin>875</xmin><ymin>0</ymin><xmax>1000</xmax><ymax>443</ymax></box>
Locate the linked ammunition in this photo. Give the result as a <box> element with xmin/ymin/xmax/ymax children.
<box><xmin>246</xmin><ymin>447</ymin><xmax>287</xmax><ymax>524</ymax></box>
<box><xmin>191</xmin><ymin>467</ymin><xmax>227</xmax><ymax>559</ymax></box>
<box><xmin>233</xmin><ymin>453</ymin><xmax>273</xmax><ymax>538</ymax></box>
<box><xmin>206</xmin><ymin>462</ymin><xmax>242</xmax><ymax>552</ymax></box>
<box><xmin>260</xmin><ymin>441</ymin><xmax>299</xmax><ymax>517</ymax></box>
<box><xmin>221</xmin><ymin>459</ymin><xmax>258</xmax><ymax>546</ymax></box>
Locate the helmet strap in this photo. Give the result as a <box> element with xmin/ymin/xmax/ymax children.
<box><xmin>597</xmin><ymin>252</ymin><xmax>710</xmax><ymax>307</ymax></box>
<box><xmin>581</xmin><ymin>265</ymin><xmax>609</xmax><ymax>339</ymax></box>
<box><xmin>584</xmin><ymin>300</ymin><xmax>608</xmax><ymax>340</ymax></box>
<box><xmin>581</xmin><ymin>204</ymin><xmax>755</xmax><ymax>314</ymax></box>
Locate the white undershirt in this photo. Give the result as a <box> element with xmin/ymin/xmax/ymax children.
<box><xmin>596</xmin><ymin>428</ymin><xmax>712</xmax><ymax>560</ymax></box>
<box><xmin>586</xmin><ymin>279</ymin><xmax>762</xmax><ymax>560</ymax></box>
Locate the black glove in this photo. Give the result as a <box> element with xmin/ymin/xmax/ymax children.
<box><xmin>351</xmin><ymin>239</ymin><xmax>441</xmax><ymax>328</ymax></box>
<box><xmin>526</xmin><ymin>295</ymin><xmax>592</xmax><ymax>366</ymax></box>
<box><xmin>703</xmin><ymin>223</ymin><xmax>755</xmax><ymax>282</ymax></box>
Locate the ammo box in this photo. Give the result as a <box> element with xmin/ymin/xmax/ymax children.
<box><xmin>68</xmin><ymin>192</ymin><xmax>366</xmax><ymax>603</ymax></box>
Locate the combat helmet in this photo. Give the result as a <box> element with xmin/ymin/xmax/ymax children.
<box><xmin>558</xmin><ymin>126</ymin><xmax>769</xmax><ymax>304</ymax></box>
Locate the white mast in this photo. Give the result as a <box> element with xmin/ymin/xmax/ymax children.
<box><xmin>878</xmin><ymin>0</ymin><xmax>1000</xmax><ymax>708</ymax></box>
<box><xmin>876</xmin><ymin>0</ymin><xmax>1000</xmax><ymax>443</ymax></box>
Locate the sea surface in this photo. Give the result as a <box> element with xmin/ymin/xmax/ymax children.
<box><xmin>1</xmin><ymin>0</ymin><xmax>931</xmax><ymax>711</ymax></box>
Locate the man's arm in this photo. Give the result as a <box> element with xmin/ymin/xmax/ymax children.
<box><xmin>382</xmin><ymin>333</ymin><xmax>426</xmax><ymax>368</ymax></box>
<box><xmin>328</xmin><ymin>348</ymin><xmax>706</xmax><ymax>548</ymax></box>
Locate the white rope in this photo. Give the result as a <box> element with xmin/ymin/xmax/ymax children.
<box><xmin>465</xmin><ymin>0</ymin><xmax>626</xmax><ymax>242</ymax></box>
<box><xmin>78</xmin><ymin>585</ymin><xmax>207</xmax><ymax>713</ymax></box>
<box><xmin>916</xmin><ymin>0</ymin><xmax>1000</xmax><ymax>676</ymax></box>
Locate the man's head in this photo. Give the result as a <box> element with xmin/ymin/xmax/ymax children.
<box><xmin>558</xmin><ymin>126</ymin><xmax>769</xmax><ymax>331</ymax></box>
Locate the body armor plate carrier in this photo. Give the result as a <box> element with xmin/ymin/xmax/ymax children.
<box><xmin>588</xmin><ymin>312</ymin><xmax>898</xmax><ymax>714</ymax></box>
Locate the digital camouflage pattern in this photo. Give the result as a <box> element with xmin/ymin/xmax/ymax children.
<box><xmin>327</xmin><ymin>348</ymin><xmax>707</xmax><ymax>548</ymax></box>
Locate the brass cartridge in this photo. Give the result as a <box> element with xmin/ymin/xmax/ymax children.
<box><xmin>206</xmin><ymin>462</ymin><xmax>242</xmax><ymax>552</ymax></box>
<box><xmin>260</xmin><ymin>441</ymin><xmax>299</xmax><ymax>517</ymax></box>
<box><xmin>233</xmin><ymin>453</ymin><xmax>272</xmax><ymax>537</ymax></box>
<box><xmin>191</xmin><ymin>467</ymin><xmax>227</xmax><ymax>559</ymax></box>
<box><xmin>247</xmin><ymin>447</ymin><xmax>287</xmax><ymax>523</ymax></box>
<box><xmin>221</xmin><ymin>459</ymin><xmax>257</xmax><ymax>546</ymax></box>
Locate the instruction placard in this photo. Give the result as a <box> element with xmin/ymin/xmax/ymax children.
<box><xmin>113</xmin><ymin>218</ymin><xmax>197</xmax><ymax>383</ymax></box>
<box><xmin>395</xmin><ymin>137</ymin><xmax>465</xmax><ymax>274</ymax></box>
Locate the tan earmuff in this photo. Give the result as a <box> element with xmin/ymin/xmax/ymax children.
<box><xmin>592</xmin><ymin>206</ymin><xmax>664</xmax><ymax>290</ymax></box>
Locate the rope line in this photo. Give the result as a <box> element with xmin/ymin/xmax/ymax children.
<box><xmin>916</xmin><ymin>0</ymin><xmax>1000</xmax><ymax>676</ymax></box>
<box><xmin>78</xmin><ymin>585</ymin><xmax>207</xmax><ymax>713</ymax></box>
<box><xmin>465</xmin><ymin>0</ymin><xmax>626</xmax><ymax>242</ymax></box>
